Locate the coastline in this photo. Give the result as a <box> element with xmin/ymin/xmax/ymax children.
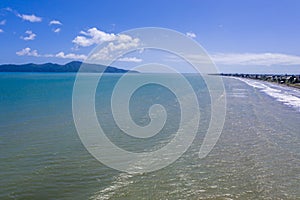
<box><xmin>216</xmin><ymin>73</ymin><xmax>300</xmax><ymax>90</ymax></box>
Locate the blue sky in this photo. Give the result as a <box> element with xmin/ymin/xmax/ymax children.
<box><xmin>0</xmin><ymin>0</ymin><xmax>300</xmax><ymax>73</ymax></box>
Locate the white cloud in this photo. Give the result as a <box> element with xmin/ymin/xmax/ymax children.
<box><xmin>49</xmin><ymin>20</ymin><xmax>62</xmax><ymax>33</ymax></box>
<box><xmin>55</xmin><ymin>52</ymin><xmax>87</xmax><ymax>60</ymax></box>
<box><xmin>49</xmin><ymin>20</ymin><xmax>62</xmax><ymax>25</ymax></box>
<box><xmin>0</xmin><ymin>20</ymin><xmax>6</xmax><ymax>25</ymax></box>
<box><xmin>16</xmin><ymin>47</ymin><xmax>39</xmax><ymax>56</ymax></box>
<box><xmin>89</xmin><ymin>38</ymin><xmax>140</xmax><ymax>61</ymax></box>
<box><xmin>17</xmin><ymin>14</ymin><xmax>42</xmax><ymax>22</ymax></box>
<box><xmin>21</xmin><ymin>30</ymin><xmax>36</xmax><ymax>41</ymax></box>
<box><xmin>5</xmin><ymin>8</ymin><xmax>42</xmax><ymax>23</ymax></box>
<box><xmin>73</xmin><ymin>27</ymin><xmax>139</xmax><ymax>47</ymax></box>
<box><xmin>118</xmin><ymin>57</ymin><xmax>143</xmax><ymax>63</ymax></box>
<box><xmin>186</xmin><ymin>32</ymin><xmax>196</xmax><ymax>38</ymax></box>
<box><xmin>53</xmin><ymin>28</ymin><xmax>61</xmax><ymax>33</ymax></box>
<box><xmin>0</xmin><ymin>29</ymin><xmax>3</xmax><ymax>33</ymax></box>
<box><xmin>211</xmin><ymin>53</ymin><xmax>300</xmax><ymax>66</ymax></box>
<box><xmin>165</xmin><ymin>52</ymin><xmax>300</xmax><ymax>67</ymax></box>
<box><xmin>73</xmin><ymin>27</ymin><xmax>117</xmax><ymax>47</ymax></box>
<box><xmin>16</xmin><ymin>47</ymin><xmax>87</xmax><ymax>60</ymax></box>
<box><xmin>73</xmin><ymin>27</ymin><xmax>141</xmax><ymax>61</ymax></box>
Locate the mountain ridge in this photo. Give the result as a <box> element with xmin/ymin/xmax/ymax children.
<box><xmin>0</xmin><ymin>61</ymin><xmax>137</xmax><ymax>73</ymax></box>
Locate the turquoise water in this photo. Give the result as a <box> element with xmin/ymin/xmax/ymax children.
<box><xmin>0</xmin><ymin>73</ymin><xmax>299</xmax><ymax>199</ymax></box>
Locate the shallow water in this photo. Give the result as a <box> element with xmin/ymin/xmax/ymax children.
<box><xmin>0</xmin><ymin>73</ymin><xmax>299</xmax><ymax>199</ymax></box>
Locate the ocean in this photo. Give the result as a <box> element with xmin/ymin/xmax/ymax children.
<box><xmin>0</xmin><ymin>73</ymin><xmax>299</xmax><ymax>199</ymax></box>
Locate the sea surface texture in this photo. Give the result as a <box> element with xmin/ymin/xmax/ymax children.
<box><xmin>0</xmin><ymin>73</ymin><xmax>299</xmax><ymax>199</ymax></box>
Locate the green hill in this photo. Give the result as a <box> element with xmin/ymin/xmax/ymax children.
<box><xmin>0</xmin><ymin>61</ymin><xmax>137</xmax><ymax>73</ymax></box>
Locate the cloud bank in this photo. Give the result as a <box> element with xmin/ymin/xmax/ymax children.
<box><xmin>16</xmin><ymin>47</ymin><xmax>87</xmax><ymax>60</ymax></box>
<box><xmin>16</xmin><ymin>47</ymin><xmax>39</xmax><ymax>56</ymax></box>
<box><xmin>211</xmin><ymin>53</ymin><xmax>300</xmax><ymax>66</ymax></box>
<box><xmin>166</xmin><ymin>52</ymin><xmax>300</xmax><ymax>67</ymax></box>
<box><xmin>118</xmin><ymin>57</ymin><xmax>142</xmax><ymax>63</ymax></box>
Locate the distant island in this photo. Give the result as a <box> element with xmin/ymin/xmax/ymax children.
<box><xmin>0</xmin><ymin>61</ymin><xmax>137</xmax><ymax>73</ymax></box>
<box><xmin>217</xmin><ymin>73</ymin><xmax>300</xmax><ymax>89</ymax></box>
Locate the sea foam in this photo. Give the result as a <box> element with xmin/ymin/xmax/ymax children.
<box><xmin>236</xmin><ymin>78</ymin><xmax>300</xmax><ymax>112</ymax></box>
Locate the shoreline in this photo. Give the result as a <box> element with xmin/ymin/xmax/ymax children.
<box><xmin>216</xmin><ymin>73</ymin><xmax>300</xmax><ymax>90</ymax></box>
